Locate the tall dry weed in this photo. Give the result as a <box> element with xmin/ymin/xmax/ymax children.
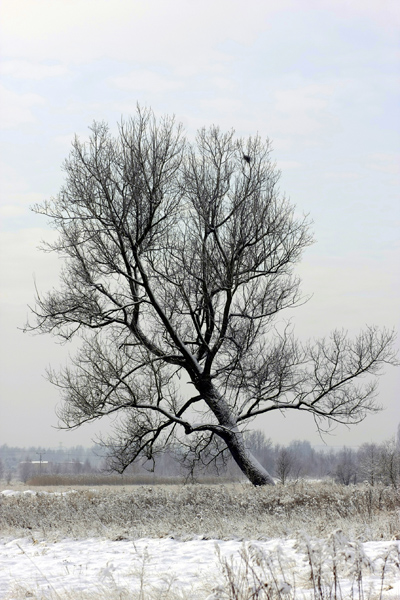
<box><xmin>0</xmin><ymin>481</ymin><xmax>398</xmax><ymax>541</ymax></box>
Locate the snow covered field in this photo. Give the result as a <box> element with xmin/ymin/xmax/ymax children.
<box><xmin>1</xmin><ymin>486</ymin><xmax>399</xmax><ymax>599</ymax></box>
<box><xmin>1</xmin><ymin>535</ymin><xmax>399</xmax><ymax>599</ymax></box>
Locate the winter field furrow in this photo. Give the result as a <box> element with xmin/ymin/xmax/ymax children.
<box><xmin>0</xmin><ymin>482</ymin><xmax>399</xmax><ymax>599</ymax></box>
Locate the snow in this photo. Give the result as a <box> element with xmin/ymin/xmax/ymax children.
<box><xmin>0</xmin><ymin>535</ymin><xmax>399</xmax><ymax>599</ymax></box>
<box><xmin>0</xmin><ymin>490</ymin><xmax>74</xmax><ymax>497</ymax></box>
<box><xmin>1</xmin><ymin>490</ymin><xmax>399</xmax><ymax>598</ymax></box>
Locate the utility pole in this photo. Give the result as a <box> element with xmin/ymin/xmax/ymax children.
<box><xmin>36</xmin><ymin>450</ymin><xmax>45</xmax><ymax>474</ymax></box>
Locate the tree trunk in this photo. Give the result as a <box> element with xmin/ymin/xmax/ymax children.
<box><xmin>223</xmin><ymin>427</ymin><xmax>275</xmax><ymax>485</ymax></box>
<box><xmin>197</xmin><ymin>379</ymin><xmax>275</xmax><ymax>486</ymax></box>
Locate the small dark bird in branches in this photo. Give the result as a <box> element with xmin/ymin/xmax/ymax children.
<box><xmin>242</xmin><ymin>154</ymin><xmax>251</xmax><ymax>164</ymax></box>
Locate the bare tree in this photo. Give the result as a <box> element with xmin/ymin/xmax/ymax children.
<box><xmin>275</xmin><ymin>447</ymin><xmax>296</xmax><ymax>484</ymax></box>
<box><xmin>245</xmin><ymin>430</ymin><xmax>274</xmax><ymax>474</ymax></box>
<box><xmin>18</xmin><ymin>459</ymin><xmax>33</xmax><ymax>484</ymax></box>
<box><xmin>358</xmin><ymin>442</ymin><xmax>380</xmax><ymax>485</ymax></box>
<box><xmin>379</xmin><ymin>438</ymin><xmax>400</xmax><ymax>488</ymax></box>
<box><xmin>27</xmin><ymin>106</ymin><xmax>398</xmax><ymax>486</ymax></box>
<box><xmin>288</xmin><ymin>440</ymin><xmax>314</xmax><ymax>478</ymax></box>
<box><xmin>334</xmin><ymin>448</ymin><xmax>357</xmax><ymax>485</ymax></box>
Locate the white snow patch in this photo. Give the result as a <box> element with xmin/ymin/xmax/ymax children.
<box><xmin>0</xmin><ymin>536</ymin><xmax>399</xmax><ymax>598</ymax></box>
<box><xmin>1</xmin><ymin>489</ymin><xmax>76</xmax><ymax>497</ymax></box>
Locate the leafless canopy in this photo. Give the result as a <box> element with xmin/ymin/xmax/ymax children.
<box><xmin>28</xmin><ymin>106</ymin><xmax>397</xmax><ymax>485</ymax></box>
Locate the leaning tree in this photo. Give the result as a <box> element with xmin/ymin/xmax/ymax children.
<box><xmin>28</xmin><ymin>106</ymin><xmax>397</xmax><ymax>485</ymax></box>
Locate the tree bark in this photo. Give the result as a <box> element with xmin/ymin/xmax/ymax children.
<box><xmin>223</xmin><ymin>427</ymin><xmax>275</xmax><ymax>485</ymax></box>
<box><xmin>197</xmin><ymin>379</ymin><xmax>275</xmax><ymax>486</ymax></box>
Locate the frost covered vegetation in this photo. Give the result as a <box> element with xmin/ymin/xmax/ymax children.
<box><xmin>1</xmin><ymin>534</ymin><xmax>399</xmax><ymax>600</ymax></box>
<box><xmin>1</xmin><ymin>481</ymin><xmax>399</xmax><ymax>541</ymax></box>
<box><xmin>1</xmin><ymin>438</ymin><xmax>399</xmax><ymax>597</ymax></box>
<box><xmin>0</xmin><ymin>482</ymin><xmax>399</xmax><ymax>598</ymax></box>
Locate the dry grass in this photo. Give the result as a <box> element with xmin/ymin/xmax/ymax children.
<box><xmin>26</xmin><ymin>474</ymin><xmax>232</xmax><ymax>486</ymax></box>
<box><xmin>3</xmin><ymin>534</ymin><xmax>400</xmax><ymax>600</ymax></box>
<box><xmin>211</xmin><ymin>535</ymin><xmax>400</xmax><ymax>600</ymax></box>
<box><xmin>1</xmin><ymin>481</ymin><xmax>399</xmax><ymax>541</ymax></box>
<box><xmin>1</xmin><ymin>481</ymin><xmax>399</xmax><ymax>600</ymax></box>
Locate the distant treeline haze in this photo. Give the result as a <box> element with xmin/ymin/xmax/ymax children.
<box><xmin>0</xmin><ymin>432</ymin><xmax>399</xmax><ymax>487</ymax></box>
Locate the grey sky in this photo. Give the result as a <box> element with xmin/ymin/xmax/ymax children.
<box><xmin>0</xmin><ymin>0</ymin><xmax>399</xmax><ymax>449</ymax></box>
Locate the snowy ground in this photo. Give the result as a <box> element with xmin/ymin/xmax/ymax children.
<box><xmin>1</xmin><ymin>535</ymin><xmax>400</xmax><ymax>599</ymax></box>
<box><xmin>1</xmin><ymin>490</ymin><xmax>399</xmax><ymax>599</ymax></box>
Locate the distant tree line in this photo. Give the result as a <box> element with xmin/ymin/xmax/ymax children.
<box><xmin>242</xmin><ymin>433</ymin><xmax>400</xmax><ymax>488</ymax></box>
<box><xmin>0</xmin><ymin>433</ymin><xmax>399</xmax><ymax>487</ymax></box>
<box><xmin>0</xmin><ymin>444</ymin><xmax>105</xmax><ymax>484</ymax></box>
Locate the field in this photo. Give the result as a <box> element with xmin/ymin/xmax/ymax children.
<box><xmin>0</xmin><ymin>481</ymin><xmax>399</xmax><ymax>599</ymax></box>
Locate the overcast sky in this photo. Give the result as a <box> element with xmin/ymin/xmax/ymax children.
<box><xmin>0</xmin><ymin>0</ymin><xmax>399</xmax><ymax>450</ymax></box>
